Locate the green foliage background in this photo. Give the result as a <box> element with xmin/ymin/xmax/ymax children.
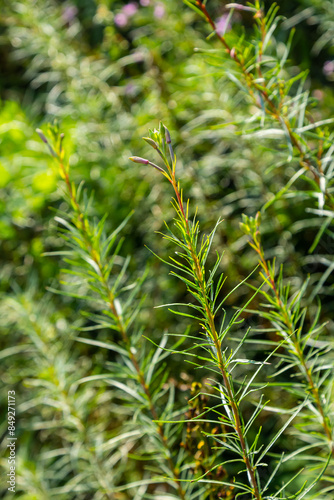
<box><xmin>0</xmin><ymin>1</ymin><xmax>334</xmax><ymax>498</ymax></box>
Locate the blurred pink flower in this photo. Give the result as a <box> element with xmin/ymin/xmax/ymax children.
<box><xmin>323</xmin><ymin>61</ymin><xmax>334</xmax><ymax>77</ymax></box>
<box><xmin>122</xmin><ymin>2</ymin><xmax>138</xmax><ymax>16</ymax></box>
<box><xmin>216</xmin><ymin>14</ymin><xmax>232</xmax><ymax>35</ymax></box>
<box><xmin>62</xmin><ymin>5</ymin><xmax>78</xmax><ymax>24</ymax></box>
<box><xmin>312</xmin><ymin>89</ymin><xmax>324</xmax><ymax>101</ymax></box>
<box><xmin>125</xmin><ymin>83</ymin><xmax>137</xmax><ymax>96</ymax></box>
<box><xmin>140</xmin><ymin>0</ymin><xmax>150</xmax><ymax>5</ymax></box>
<box><xmin>114</xmin><ymin>13</ymin><xmax>128</xmax><ymax>27</ymax></box>
<box><xmin>154</xmin><ymin>3</ymin><xmax>165</xmax><ymax>18</ymax></box>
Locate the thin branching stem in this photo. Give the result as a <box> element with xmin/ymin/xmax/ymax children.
<box><xmin>194</xmin><ymin>0</ymin><xmax>334</xmax><ymax>208</ymax></box>
<box><xmin>55</xmin><ymin>148</ymin><xmax>186</xmax><ymax>499</ymax></box>
<box><xmin>248</xmin><ymin>221</ymin><xmax>333</xmax><ymax>452</ymax></box>
<box><xmin>170</xmin><ymin>174</ymin><xmax>262</xmax><ymax>500</ymax></box>
<box><xmin>134</xmin><ymin>126</ymin><xmax>263</xmax><ymax>499</ymax></box>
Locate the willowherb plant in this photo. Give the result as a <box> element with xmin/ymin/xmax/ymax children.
<box><xmin>185</xmin><ymin>0</ymin><xmax>334</xmax><ymax>297</ymax></box>
<box><xmin>240</xmin><ymin>212</ymin><xmax>334</xmax><ymax>494</ymax></box>
<box><xmin>130</xmin><ymin>123</ymin><xmax>331</xmax><ymax>499</ymax></box>
<box><xmin>36</xmin><ymin>125</ymin><xmax>192</xmax><ymax>499</ymax></box>
<box><xmin>187</xmin><ymin>0</ymin><xmax>334</xmax><ymax>205</ymax></box>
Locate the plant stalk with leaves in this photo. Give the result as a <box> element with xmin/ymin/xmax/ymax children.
<box><xmin>186</xmin><ymin>0</ymin><xmax>334</xmax><ymax>211</ymax></box>
<box><xmin>131</xmin><ymin>123</ymin><xmax>332</xmax><ymax>498</ymax></box>
<box><xmin>241</xmin><ymin>212</ymin><xmax>334</xmax><ymax>456</ymax></box>
<box><xmin>132</xmin><ymin>124</ymin><xmax>276</xmax><ymax>500</ymax></box>
<box><xmin>37</xmin><ymin>126</ymin><xmax>187</xmax><ymax>499</ymax></box>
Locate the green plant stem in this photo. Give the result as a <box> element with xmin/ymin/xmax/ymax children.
<box><xmin>256</xmin><ymin>3</ymin><xmax>265</xmax><ymax>81</ymax></box>
<box><xmin>169</xmin><ymin>174</ymin><xmax>262</xmax><ymax>500</ymax></box>
<box><xmin>252</xmin><ymin>238</ymin><xmax>333</xmax><ymax>452</ymax></box>
<box><xmin>57</xmin><ymin>156</ymin><xmax>186</xmax><ymax>499</ymax></box>
<box><xmin>195</xmin><ymin>0</ymin><xmax>334</xmax><ymax>209</ymax></box>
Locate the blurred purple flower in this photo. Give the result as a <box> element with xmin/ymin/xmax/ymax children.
<box><xmin>312</xmin><ymin>89</ymin><xmax>324</xmax><ymax>101</ymax></box>
<box><xmin>140</xmin><ymin>0</ymin><xmax>150</xmax><ymax>5</ymax></box>
<box><xmin>154</xmin><ymin>3</ymin><xmax>165</xmax><ymax>18</ymax></box>
<box><xmin>323</xmin><ymin>61</ymin><xmax>334</xmax><ymax>77</ymax></box>
<box><xmin>216</xmin><ymin>14</ymin><xmax>232</xmax><ymax>35</ymax></box>
<box><xmin>114</xmin><ymin>12</ymin><xmax>128</xmax><ymax>27</ymax></box>
<box><xmin>125</xmin><ymin>83</ymin><xmax>138</xmax><ymax>96</ymax></box>
<box><xmin>62</xmin><ymin>5</ymin><xmax>78</xmax><ymax>25</ymax></box>
<box><xmin>122</xmin><ymin>2</ymin><xmax>138</xmax><ymax>16</ymax></box>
